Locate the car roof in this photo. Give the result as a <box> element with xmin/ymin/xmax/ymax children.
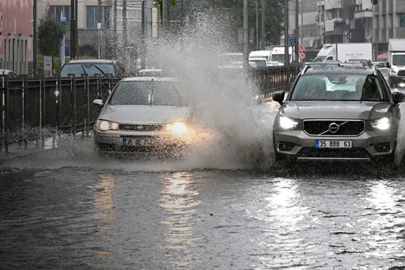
<box><xmin>65</xmin><ymin>59</ymin><xmax>116</xmax><ymax>64</ymax></box>
<box><xmin>0</xmin><ymin>69</ymin><xmax>15</xmax><ymax>74</ymax></box>
<box><xmin>120</xmin><ymin>76</ymin><xmax>176</xmax><ymax>82</ymax></box>
<box><xmin>303</xmin><ymin>66</ymin><xmax>374</xmax><ymax>76</ymax></box>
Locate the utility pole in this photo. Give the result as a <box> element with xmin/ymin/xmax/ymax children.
<box><xmin>70</xmin><ymin>0</ymin><xmax>77</xmax><ymax>60</ymax></box>
<box><xmin>180</xmin><ymin>0</ymin><xmax>184</xmax><ymax>27</ymax></box>
<box><xmin>123</xmin><ymin>0</ymin><xmax>127</xmax><ymax>49</ymax></box>
<box><xmin>284</xmin><ymin>0</ymin><xmax>289</xmax><ymax>67</ymax></box>
<box><xmin>98</xmin><ymin>0</ymin><xmax>102</xmax><ymax>58</ymax></box>
<box><xmin>162</xmin><ymin>0</ymin><xmax>169</xmax><ymax>31</ymax></box>
<box><xmin>113</xmin><ymin>0</ymin><xmax>117</xmax><ymax>33</ymax></box>
<box><xmin>261</xmin><ymin>0</ymin><xmax>265</xmax><ymax>50</ymax></box>
<box><xmin>295</xmin><ymin>0</ymin><xmax>299</xmax><ymax>62</ymax></box>
<box><xmin>33</xmin><ymin>0</ymin><xmax>37</xmax><ymax>75</ymax></box>
<box><xmin>255</xmin><ymin>0</ymin><xmax>259</xmax><ymax>50</ymax></box>
<box><xmin>243</xmin><ymin>0</ymin><xmax>249</xmax><ymax>69</ymax></box>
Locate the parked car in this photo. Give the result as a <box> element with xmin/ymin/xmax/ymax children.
<box><xmin>92</xmin><ymin>76</ymin><xmax>193</xmax><ymax>156</ymax></box>
<box><xmin>272</xmin><ymin>65</ymin><xmax>405</xmax><ymax>168</ymax></box>
<box><xmin>59</xmin><ymin>59</ymin><xmax>125</xmax><ymax>77</ymax></box>
<box><xmin>218</xmin><ymin>53</ymin><xmax>244</xmax><ymax>69</ymax></box>
<box><xmin>345</xmin><ymin>58</ymin><xmax>372</xmax><ymax>67</ymax></box>
<box><xmin>0</xmin><ymin>69</ymin><xmax>18</xmax><ymax>78</ymax></box>
<box><xmin>249</xmin><ymin>59</ymin><xmax>267</xmax><ymax>69</ymax></box>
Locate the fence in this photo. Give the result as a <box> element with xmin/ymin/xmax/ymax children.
<box><xmin>0</xmin><ymin>65</ymin><xmax>301</xmax><ymax>152</ymax></box>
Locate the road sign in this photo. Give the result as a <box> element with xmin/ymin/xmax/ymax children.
<box><xmin>299</xmin><ymin>52</ymin><xmax>306</xmax><ymax>60</ymax></box>
<box><xmin>298</xmin><ymin>44</ymin><xmax>306</xmax><ymax>52</ymax></box>
<box><xmin>288</xmin><ymin>36</ymin><xmax>295</xmax><ymax>46</ymax></box>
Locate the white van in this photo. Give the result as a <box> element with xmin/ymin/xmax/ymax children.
<box><xmin>248</xmin><ymin>50</ymin><xmax>272</xmax><ymax>66</ymax></box>
<box><xmin>268</xmin><ymin>46</ymin><xmax>292</xmax><ymax>66</ymax></box>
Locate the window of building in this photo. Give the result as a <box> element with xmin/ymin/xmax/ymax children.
<box><xmin>400</xmin><ymin>14</ymin><xmax>405</xmax><ymax>27</ymax></box>
<box><xmin>50</xmin><ymin>6</ymin><xmax>70</xmax><ymax>26</ymax></box>
<box><xmin>87</xmin><ymin>6</ymin><xmax>111</xmax><ymax>29</ymax></box>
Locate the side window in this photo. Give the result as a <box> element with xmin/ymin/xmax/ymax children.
<box><xmin>326</xmin><ymin>56</ymin><xmax>333</xmax><ymax>60</ymax></box>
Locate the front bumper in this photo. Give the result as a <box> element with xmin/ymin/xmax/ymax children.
<box><xmin>274</xmin><ymin>128</ymin><xmax>396</xmax><ymax>162</ymax></box>
<box><xmin>94</xmin><ymin>128</ymin><xmax>190</xmax><ymax>152</ymax></box>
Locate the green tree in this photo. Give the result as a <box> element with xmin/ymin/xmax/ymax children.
<box><xmin>37</xmin><ymin>16</ymin><xmax>65</xmax><ymax>57</ymax></box>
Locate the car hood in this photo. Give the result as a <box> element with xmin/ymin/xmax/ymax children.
<box><xmin>279</xmin><ymin>101</ymin><xmax>392</xmax><ymax>120</ymax></box>
<box><xmin>98</xmin><ymin>105</ymin><xmax>191</xmax><ymax>124</ymax></box>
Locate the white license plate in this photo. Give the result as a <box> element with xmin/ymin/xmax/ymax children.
<box><xmin>123</xmin><ymin>137</ymin><xmax>157</xmax><ymax>146</ymax></box>
<box><xmin>316</xmin><ymin>140</ymin><xmax>352</xmax><ymax>148</ymax></box>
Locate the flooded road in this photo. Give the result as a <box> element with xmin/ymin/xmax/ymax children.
<box><xmin>1</xmin><ymin>151</ymin><xmax>405</xmax><ymax>269</ymax></box>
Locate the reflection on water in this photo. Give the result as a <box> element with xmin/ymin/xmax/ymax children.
<box><xmin>93</xmin><ymin>173</ymin><xmax>116</xmax><ymax>259</ymax></box>
<box><xmin>254</xmin><ymin>178</ymin><xmax>312</xmax><ymax>268</ymax></box>
<box><xmin>365</xmin><ymin>181</ymin><xmax>405</xmax><ymax>259</ymax></box>
<box><xmin>159</xmin><ymin>172</ymin><xmax>201</xmax><ymax>269</ymax></box>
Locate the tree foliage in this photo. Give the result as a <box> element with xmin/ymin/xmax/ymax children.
<box><xmin>37</xmin><ymin>16</ymin><xmax>65</xmax><ymax>57</ymax></box>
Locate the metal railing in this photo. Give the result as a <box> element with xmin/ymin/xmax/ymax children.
<box><xmin>1</xmin><ymin>65</ymin><xmax>301</xmax><ymax>152</ymax></box>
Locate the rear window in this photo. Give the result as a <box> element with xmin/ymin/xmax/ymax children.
<box><xmin>60</xmin><ymin>63</ymin><xmax>115</xmax><ymax>77</ymax></box>
<box><xmin>291</xmin><ymin>74</ymin><xmax>385</xmax><ymax>101</ymax></box>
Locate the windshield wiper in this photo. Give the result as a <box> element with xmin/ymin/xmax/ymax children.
<box><xmin>93</xmin><ymin>65</ymin><xmax>107</xmax><ymax>76</ymax></box>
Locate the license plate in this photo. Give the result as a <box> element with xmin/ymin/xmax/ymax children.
<box><xmin>123</xmin><ymin>137</ymin><xmax>156</xmax><ymax>146</ymax></box>
<box><xmin>316</xmin><ymin>140</ymin><xmax>352</xmax><ymax>148</ymax></box>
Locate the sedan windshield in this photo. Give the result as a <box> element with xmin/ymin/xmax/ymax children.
<box><xmin>291</xmin><ymin>74</ymin><xmax>385</xmax><ymax>101</ymax></box>
<box><xmin>109</xmin><ymin>81</ymin><xmax>184</xmax><ymax>106</ymax></box>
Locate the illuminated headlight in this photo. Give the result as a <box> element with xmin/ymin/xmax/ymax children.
<box><xmin>372</xmin><ymin>117</ymin><xmax>390</xmax><ymax>130</ymax></box>
<box><xmin>165</xmin><ymin>122</ymin><xmax>187</xmax><ymax>134</ymax></box>
<box><xmin>96</xmin><ymin>120</ymin><xmax>119</xmax><ymax>131</ymax></box>
<box><xmin>279</xmin><ymin>116</ymin><xmax>298</xmax><ymax>130</ymax></box>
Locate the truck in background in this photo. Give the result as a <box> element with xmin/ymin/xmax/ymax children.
<box><xmin>248</xmin><ymin>50</ymin><xmax>272</xmax><ymax>66</ymax></box>
<box><xmin>312</xmin><ymin>43</ymin><xmax>372</xmax><ymax>63</ymax></box>
<box><xmin>388</xmin><ymin>39</ymin><xmax>405</xmax><ymax>87</ymax></box>
<box><xmin>268</xmin><ymin>46</ymin><xmax>293</xmax><ymax>66</ymax></box>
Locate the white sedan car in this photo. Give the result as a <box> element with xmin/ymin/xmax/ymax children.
<box><xmin>93</xmin><ymin>76</ymin><xmax>193</xmax><ymax>155</ymax></box>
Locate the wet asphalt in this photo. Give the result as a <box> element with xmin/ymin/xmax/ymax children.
<box><xmin>1</xmin><ymin>147</ymin><xmax>405</xmax><ymax>270</ymax></box>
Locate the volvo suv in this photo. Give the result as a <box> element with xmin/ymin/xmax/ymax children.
<box><xmin>272</xmin><ymin>64</ymin><xmax>405</xmax><ymax>167</ymax></box>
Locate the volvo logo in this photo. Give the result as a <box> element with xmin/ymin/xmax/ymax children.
<box><xmin>137</xmin><ymin>125</ymin><xmax>144</xmax><ymax>131</ymax></box>
<box><xmin>328</xmin><ymin>123</ymin><xmax>340</xmax><ymax>134</ymax></box>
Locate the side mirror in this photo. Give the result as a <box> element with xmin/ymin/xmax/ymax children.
<box><xmin>387</xmin><ymin>62</ymin><xmax>391</xmax><ymax>68</ymax></box>
<box><xmin>392</xmin><ymin>92</ymin><xmax>405</xmax><ymax>104</ymax></box>
<box><xmin>93</xmin><ymin>99</ymin><xmax>104</xmax><ymax>107</ymax></box>
<box><xmin>272</xmin><ymin>92</ymin><xmax>286</xmax><ymax>105</ymax></box>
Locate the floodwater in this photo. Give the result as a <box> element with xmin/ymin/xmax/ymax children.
<box><xmin>1</xmin><ymin>102</ymin><xmax>405</xmax><ymax>269</ymax></box>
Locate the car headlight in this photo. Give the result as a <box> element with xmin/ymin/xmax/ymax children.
<box><xmin>391</xmin><ymin>67</ymin><xmax>399</xmax><ymax>74</ymax></box>
<box><xmin>279</xmin><ymin>116</ymin><xmax>298</xmax><ymax>130</ymax></box>
<box><xmin>96</xmin><ymin>120</ymin><xmax>119</xmax><ymax>131</ymax></box>
<box><xmin>165</xmin><ymin>122</ymin><xmax>188</xmax><ymax>134</ymax></box>
<box><xmin>371</xmin><ymin>117</ymin><xmax>390</xmax><ymax>130</ymax></box>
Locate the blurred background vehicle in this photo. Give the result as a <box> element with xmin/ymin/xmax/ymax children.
<box><xmin>59</xmin><ymin>59</ymin><xmax>125</xmax><ymax>77</ymax></box>
<box><xmin>0</xmin><ymin>69</ymin><xmax>19</xmax><ymax>78</ymax></box>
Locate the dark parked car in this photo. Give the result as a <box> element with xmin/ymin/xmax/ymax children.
<box><xmin>0</xmin><ymin>69</ymin><xmax>18</xmax><ymax>78</ymax></box>
<box><xmin>272</xmin><ymin>65</ymin><xmax>405</xmax><ymax>168</ymax></box>
<box><xmin>59</xmin><ymin>59</ymin><xmax>125</xmax><ymax>77</ymax></box>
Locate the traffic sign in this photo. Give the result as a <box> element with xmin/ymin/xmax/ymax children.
<box><xmin>299</xmin><ymin>52</ymin><xmax>306</xmax><ymax>60</ymax></box>
<box><xmin>298</xmin><ymin>44</ymin><xmax>306</xmax><ymax>52</ymax></box>
<box><xmin>288</xmin><ymin>36</ymin><xmax>295</xmax><ymax>46</ymax></box>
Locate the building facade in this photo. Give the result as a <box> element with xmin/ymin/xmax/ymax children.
<box><xmin>0</xmin><ymin>0</ymin><xmax>33</xmax><ymax>74</ymax></box>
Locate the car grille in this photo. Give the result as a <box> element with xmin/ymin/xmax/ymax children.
<box><xmin>398</xmin><ymin>70</ymin><xmax>405</xmax><ymax>76</ymax></box>
<box><xmin>303</xmin><ymin>120</ymin><xmax>365</xmax><ymax>136</ymax></box>
<box><xmin>119</xmin><ymin>124</ymin><xmax>163</xmax><ymax>131</ymax></box>
<box><xmin>298</xmin><ymin>147</ymin><xmax>370</xmax><ymax>159</ymax></box>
